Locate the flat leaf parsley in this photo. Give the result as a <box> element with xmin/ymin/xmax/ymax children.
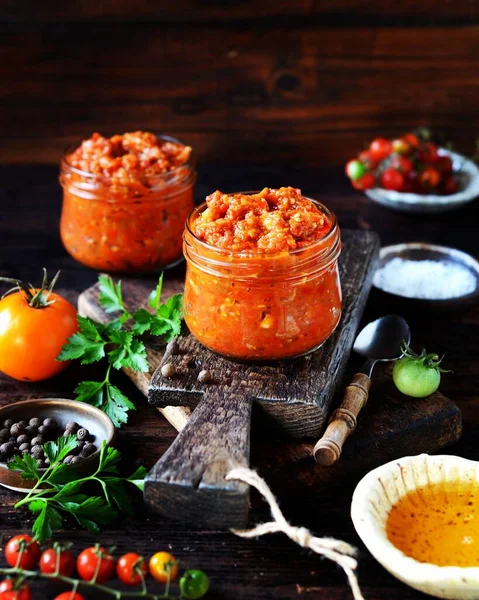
<box><xmin>58</xmin><ymin>274</ymin><xmax>183</xmax><ymax>427</ymax></box>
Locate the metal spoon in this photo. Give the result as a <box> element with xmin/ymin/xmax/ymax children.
<box><xmin>313</xmin><ymin>314</ymin><xmax>411</xmax><ymax>466</ymax></box>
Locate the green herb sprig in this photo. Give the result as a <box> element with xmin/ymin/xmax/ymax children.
<box><xmin>58</xmin><ymin>274</ymin><xmax>183</xmax><ymax>427</ymax></box>
<box><xmin>9</xmin><ymin>436</ymin><xmax>146</xmax><ymax>542</ymax></box>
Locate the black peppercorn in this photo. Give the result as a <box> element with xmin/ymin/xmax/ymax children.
<box><xmin>0</xmin><ymin>442</ymin><xmax>15</xmax><ymax>457</ymax></box>
<box><xmin>37</xmin><ymin>425</ymin><xmax>50</xmax><ymax>437</ymax></box>
<box><xmin>16</xmin><ymin>434</ymin><xmax>29</xmax><ymax>445</ymax></box>
<box><xmin>31</xmin><ymin>436</ymin><xmax>44</xmax><ymax>447</ymax></box>
<box><xmin>3</xmin><ymin>419</ymin><xmax>13</xmax><ymax>429</ymax></box>
<box><xmin>65</xmin><ymin>421</ymin><xmax>79</xmax><ymax>433</ymax></box>
<box><xmin>25</xmin><ymin>425</ymin><xmax>37</xmax><ymax>437</ymax></box>
<box><xmin>18</xmin><ymin>420</ymin><xmax>28</xmax><ymax>428</ymax></box>
<box><xmin>43</xmin><ymin>417</ymin><xmax>57</xmax><ymax>429</ymax></box>
<box><xmin>31</xmin><ymin>445</ymin><xmax>43</xmax><ymax>458</ymax></box>
<box><xmin>10</xmin><ymin>423</ymin><xmax>25</xmax><ymax>437</ymax></box>
<box><xmin>18</xmin><ymin>442</ymin><xmax>30</xmax><ymax>452</ymax></box>
<box><xmin>0</xmin><ymin>429</ymin><xmax>9</xmax><ymax>441</ymax></box>
<box><xmin>36</xmin><ymin>459</ymin><xmax>46</xmax><ymax>469</ymax></box>
<box><xmin>77</xmin><ymin>428</ymin><xmax>89</xmax><ymax>441</ymax></box>
<box><xmin>29</xmin><ymin>417</ymin><xmax>42</xmax><ymax>428</ymax></box>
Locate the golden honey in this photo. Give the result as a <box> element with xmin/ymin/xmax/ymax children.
<box><xmin>386</xmin><ymin>481</ymin><xmax>479</xmax><ymax>567</ymax></box>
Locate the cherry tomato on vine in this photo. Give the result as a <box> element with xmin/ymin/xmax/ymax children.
<box><xmin>5</xmin><ymin>535</ymin><xmax>40</xmax><ymax>569</ymax></box>
<box><xmin>39</xmin><ymin>546</ymin><xmax>75</xmax><ymax>577</ymax></box>
<box><xmin>149</xmin><ymin>551</ymin><xmax>179</xmax><ymax>583</ymax></box>
<box><xmin>53</xmin><ymin>593</ymin><xmax>85</xmax><ymax>600</ymax></box>
<box><xmin>180</xmin><ymin>569</ymin><xmax>210</xmax><ymax>599</ymax></box>
<box><xmin>391</xmin><ymin>138</ymin><xmax>411</xmax><ymax>155</ymax></box>
<box><xmin>0</xmin><ymin>580</ymin><xmax>31</xmax><ymax>600</ymax></box>
<box><xmin>390</xmin><ymin>155</ymin><xmax>413</xmax><ymax>174</ymax></box>
<box><xmin>420</xmin><ymin>167</ymin><xmax>441</xmax><ymax>189</ymax></box>
<box><xmin>117</xmin><ymin>553</ymin><xmax>148</xmax><ymax>586</ymax></box>
<box><xmin>419</xmin><ymin>142</ymin><xmax>439</xmax><ymax>164</ymax></box>
<box><xmin>403</xmin><ymin>132</ymin><xmax>420</xmax><ymax>148</ymax></box>
<box><xmin>352</xmin><ymin>172</ymin><xmax>376</xmax><ymax>191</ymax></box>
<box><xmin>437</xmin><ymin>155</ymin><xmax>453</xmax><ymax>176</ymax></box>
<box><xmin>442</xmin><ymin>176</ymin><xmax>458</xmax><ymax>195</ymax></box>
<box><xmin>0</xmin><ymin>271</ymin><xmax>78</xmax><ymax>382</ymax></box>
<box><xmin>345</xmin><ymin>159</ymin><xmax>366</xmax><ymax>181</ymax></box>
<box><xmin>380</xmin><ymin>168</ymin><xmax>405</xmax><ymax>191</ymax></box>
<box><xmin>76</xmin><ymin>546</ymin><xmax>115</xmax><ymax>583</ymax></box>
<box><xmin>358</xmin><ymin>150</ymin><xmax>378</xmax><ymax>170</ymax></box>
<box><xmin>369</xmin><ymin>137</ymin><xmax>392</xmax><ymax>161</ymax></box>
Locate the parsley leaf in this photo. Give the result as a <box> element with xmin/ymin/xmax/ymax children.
<box><xmin>11</xmin><ymin>440</ymin><xmax>146</xmax><ymax>542</ymax></box>
<box><xmin>98</xmin><ymin>275</ymin><xmax>125</xmax><ymax>314</ymax></box>
<box><xmin>148</xmin><ymin>272</ymin><xmax>164</xmax><ymax>310</ymax></box>
<box><xmin>149</xmin><ymin>294</ymin><xmax>183</xmax><ymax>341</ymax></box>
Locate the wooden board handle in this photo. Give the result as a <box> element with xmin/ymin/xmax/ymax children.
<box><xmin>313</xmin><ymin>373</ymin><xmax>372</xmax><ymax>466</ymax></box>
<box><xmin>144</xmin><ymin>385</ymin><xmax>252</xmax><ymax>528</ymax></box>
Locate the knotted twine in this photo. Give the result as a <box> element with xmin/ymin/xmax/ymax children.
<box><xmin>226</xmin><ymin>467</ymin><xmax>365</xmax><ymax>600</ymax></box>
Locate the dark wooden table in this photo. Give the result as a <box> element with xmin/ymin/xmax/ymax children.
<box><xmin>1</xmin><ymin>164</ymin><xmax>478</xmax><ymax>599</ymax></box>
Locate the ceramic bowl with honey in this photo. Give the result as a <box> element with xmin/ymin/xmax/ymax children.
<box><xmin>351</xmin><ymin>454</ymin><xmax>479</xmax><ymax>600</ymax></box>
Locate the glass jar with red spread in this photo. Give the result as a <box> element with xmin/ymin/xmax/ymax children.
<box><xmin>183</xmin><ymin>187</ymin><xmax>342</xmax><ymax>361</ymax></box>
<box><xmin>60</xmin><ymin>131</ymin><xmax>195</xmax><ymax>273</ymax></box>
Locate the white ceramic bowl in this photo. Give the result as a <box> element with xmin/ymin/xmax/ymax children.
<box><xmin>365</xmin><ymin>149</ymin><xmax>479</xmax><ymax>214</ymax></box>
<box><xmin>351</xmin><ymin>454</ymin><xmax>479</xmax><ymax>599</ymax></box>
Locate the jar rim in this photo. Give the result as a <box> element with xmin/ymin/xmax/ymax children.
<box><xmin>185</xmin><ymin>192</ymin><xmax>339</xmax><ymax>259</ymax></box>
<box><xmin>61</xmin><ymin>133</ymin><xmax>195</xmax><ymax>181</ymax></box>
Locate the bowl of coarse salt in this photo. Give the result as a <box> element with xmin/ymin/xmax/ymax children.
<box><xmin>373</xmin><ymin>243</ymin><xmax>479</xmax><ymax>309</ymax></box>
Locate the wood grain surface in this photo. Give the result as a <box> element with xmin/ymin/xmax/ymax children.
<box><xmin>2</xmin><ymin>3</ymin><xmax>479</xmax><ymax>166</ymax></box>
<box><xmin>0</xmin><ymin>164</ymin><xmax>476</xmax><ymax>600</ymax></box>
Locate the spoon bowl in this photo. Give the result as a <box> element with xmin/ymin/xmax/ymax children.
<box><xmin>354</xmin><ymin>314</ymin><xmax>411</xmax><ymax>361</ymax></box>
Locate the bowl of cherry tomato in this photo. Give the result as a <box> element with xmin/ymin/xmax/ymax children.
<box><xmin>345</xmin><ymin>133</ymin><xmax>479</xmax><ymax>214</ymax></box>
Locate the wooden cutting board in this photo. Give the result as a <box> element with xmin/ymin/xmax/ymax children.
<box><xmin>78</xmin><ymin>228</ymin><xmax>462</xmax><ymax>524</ymax></box>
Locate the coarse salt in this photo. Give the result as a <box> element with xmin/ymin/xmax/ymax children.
<box><xmin>373</xmin><ymin>257</ymin><xmax>477</xmax><ymax>300</ymax></box>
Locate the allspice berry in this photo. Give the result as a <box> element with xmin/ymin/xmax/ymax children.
<box><xmin>197</xmin><ymin>369</ymin><xmax>212</xmax><ymax>384</ymax></box>
<box><xmin>16</xmin><ymin>434</ymin><xmax>29</xmax><ymax>445</ymax></box>
<box><xmin>10</xmin><ymin>423</ymin><xmax>25</xmax><ymax>438</ymax></box>
<box><xmin>161</xmin><ymin>363</ymin><xmax>177</xmax><ymax>378</ymax></box>
<box><xmin>29</xmin><ymin>417</ymin><xmax>42</xmax><ymax>428</ymax></box>
<box><xmin>166</xmin><ymin>339</ymin><xmax>180</xmax><ymax>355</ymax></box>
<box><xmin>77</xmin><ymin>428</ymin><xmax>90</xmax><ymax>441</ymax></box>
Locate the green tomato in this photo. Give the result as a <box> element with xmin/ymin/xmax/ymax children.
<box><xmin>180</xmin><ymin>569</ymin><xmax>210</xmax><ymax>599</ymax></box>
<box><xmin>393</xmin><ymin>354</ymin><xmax>442</xmax><ymax>398</ymax></box>
<box><xmin>345</xmin><ymin>160</ymin><xmax>366</xmax><ymax>181</ymax></box>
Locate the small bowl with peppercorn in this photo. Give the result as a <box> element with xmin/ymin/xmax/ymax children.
<box><xmin>0</xmin><ymin>398</ymin><xmax>116</xmax><ymax>492</ymax></box>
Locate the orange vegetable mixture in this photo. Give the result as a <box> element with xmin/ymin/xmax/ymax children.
<box><xmin>183</xmin><ymin>188</ymin><xmax>342</xmax><ymax>360</ymax></box>
<box><xmin>387</xmin><ymin>481</ymin><xmax>479</xmax><ymax>567</ymax></box>
<box><xmin>60</xmin><ymin>131</ymin><xmax>195</xmax><ymax>273</ymax></box>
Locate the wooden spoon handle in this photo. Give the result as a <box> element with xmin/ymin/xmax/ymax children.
<box><xmin>313</xmin><ymin>373</ymin><xmax>371</xmax><ymax>466</ymax></box>
<box><xmin>144</xmin><ymin>384</ymin><xmax>252</xmax><ymax>528</ymax></box>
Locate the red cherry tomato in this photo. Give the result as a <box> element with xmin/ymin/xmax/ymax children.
<box><xmin>442</xmin><ymin>176</ymin><xmax>458</xmax><ymax>195</ymax></box>
<box><xmin>345</xmin><ymin>159</ymin><xmax>366</xmax><ymax>181</ymax></box>
<box><xmin>391</xmin><ymin>155</ymin><xmax>414</xmax><ymax>174</ymax></box>
<box><xmin>391</xmin><ymin>138</ymin><xmax>411</xmax><ymax>155</ymax></box>
<box><xmin>358</xmin><ymin>150</ymin><xmax>378</xmax><ymax>170</ymax></box>
<box><xmin>380</xmin><ymin>168</ymin><xmax>405</xmax><ymax>191</ymax></box>
<box><xmin>77</xmin><ymin>546</ymin><xmax>115</xmax><ymax>584</ymax></box>
<box><xmin>403</xmin><ymin>133</ymin><xmax>420</xmax><ymax>148</ymax></box>
<box><xmin>369</xmin><ymin>137</ymin><xmax>392</xmax><ymax>162</ymax></box>
<box><xmin>0</xmin><ymin>581</ymin><xmax>31</xmax><ymax>600</ymax></box>
<box><xmin>420</xmin><ymin>167</ymin><xmax>441</xmax><ymax>189</ymax></box>
<box><xmin>117</xmin><ymin>553</ymin><xmax>148</xmax><ymax>586</ymax></box>
<box><xmin>53</xmin><ymin>593</ymin><xmax>85</xmax><ymax>600</ymax></box>
<box><xmin>5</xmin><ymin>535</ymin><xmax>40</xmax><ymax>569</ymax></box>
<box><xmin>352</xmin><ymin>172</ymin><xmax>376</xmax><ymax>191</ymax></box>
<box><xmin>437</xmin><ymin>155</ymin><xmax>453</xmax><ymax>176</ymax></box>
<box><xmin>39</xmin><ymin>547</ymin><xmax>75</xmax><ymax>577</ymax></box>
<box><xmin>419</xmin><ymin>142</ymin><xmax>439</xmax><ymax>164</ymax></box>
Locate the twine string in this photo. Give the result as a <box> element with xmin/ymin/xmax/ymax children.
<box><xmin>226</xmin><ymin>467</ymin><xmax>365</xmax><ymax>600</ymax></box>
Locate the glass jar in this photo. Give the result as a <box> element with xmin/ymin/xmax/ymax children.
<box><xmin>183</xmin><ymin>197</ymin><xmax>342</xmax><ymax>361</ymax></box>
<box><xmin>59</xmin><ymin>135</ymin><xmax>196</xmax><ymax>273</ymax></box>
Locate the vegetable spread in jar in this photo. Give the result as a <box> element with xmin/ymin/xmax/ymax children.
<box><xmin>183</xmin><ymin>187</ymin><xmax>342</xmax><ymax>361</ymax></box>
<box><xmin>60</xmin><ymin>131</ymin><xmax>195</xmax><ymax>273</ymax></box>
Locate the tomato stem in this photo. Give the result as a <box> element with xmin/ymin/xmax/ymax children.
<box><xmin>0</xmin><ymin>269</ymin><xmax>61</xmax><ymax>308</ymax></box>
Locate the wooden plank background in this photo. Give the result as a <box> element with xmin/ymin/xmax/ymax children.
<box><xmin>2</xmin><ymin>1</ymin><xmax>479</xmax><ymax>166</ymax></box>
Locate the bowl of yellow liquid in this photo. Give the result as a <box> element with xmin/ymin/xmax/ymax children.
<box><xmin>351</xmin><ymin>454</ymin><xmax>479</xmax><ymax>599</ymax></box>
